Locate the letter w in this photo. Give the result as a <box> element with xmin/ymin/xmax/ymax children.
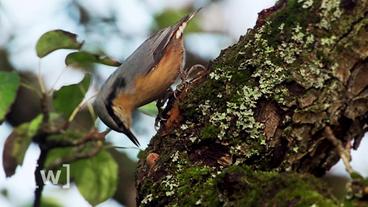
<box><xmin>40</xmin><ymin>170</ymin><xmax>61</xmax><ymax>184</ymax></box>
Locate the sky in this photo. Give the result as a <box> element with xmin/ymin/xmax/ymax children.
<box><xmin>0</xmin><ymin>0</ymin><xmax>367</xmax><ymax>206</ymax></box>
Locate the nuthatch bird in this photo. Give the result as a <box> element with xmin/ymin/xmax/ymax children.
<box><xmin>93</xmin><ymin>9</ymin><xmax>200</xmax><ymax>146</ymax></box>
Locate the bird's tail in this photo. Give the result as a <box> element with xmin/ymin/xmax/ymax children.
<box><xmin>184</xmin><ymin>7</ymin><xmax>202</xmax><ymax>23</ymax></box>
<box><xmin>174</xmin><ymin>8</ymin><xmax>202</xmax><ymax>39</ymax></box>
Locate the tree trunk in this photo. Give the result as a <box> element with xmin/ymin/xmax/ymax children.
<box><xmin>136</xmin><ymin>0</ymin><xmax>368</xmax><ymax>206</ymax></box>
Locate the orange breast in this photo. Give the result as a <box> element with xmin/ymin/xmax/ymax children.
<box><xmin>113</xmin><ymin>38</ymin><xmax>184</xmax><ymax>113</ymax></box>
<box><xmin>133</xmin><ymin>38</ymin><xmax>184</xmax><ymax>106</ymax></box>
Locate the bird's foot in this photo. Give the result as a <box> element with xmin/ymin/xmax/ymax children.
<box><xmin>154</xmin><ymin>88</ymin><xmax>174</xmax><ymax>129</ymax></box>
<box><xmin>178</xmin><ymin>64</ymin><xmax>208</xmax><ymax>92</ymax></box>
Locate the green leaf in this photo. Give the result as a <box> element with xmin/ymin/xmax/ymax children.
<box><xmin>36</xmin><ymin>30</ymin><xmax>83</xmax><ymax>58</ymax></box>
<box><xmin>0</xmin><ymin>71</ymin><xmax>20</xmax><ymax>123</ymax></box>
<box><xmin>45</xmin><ymin>147</ymin><xmax>118</xmax><ymax>205</ymax></box>
<box><xmin>138</xmin><ymin>102</ymin><xmax>158</xmax><ymax>117</ymax></box>
<box><xmin>351</xmin><ymin>172</ymin><xmax>364</xmax><ymax>180</ymax></box>
<box><xmin>73</xmin><ymin>150</ymin><xmax>118</xmax><ymax>205</ymax></box>
<box><xmin>40</xmin><ymin>197</ymin><xmax>63</xmax><ymax>207</ymax></box>
<box><xmin>65</xmin><ymin>51</ymin><xmax>121</xmax><ymax>69</ymax></box>
<box><xmin>25</xmin><ymin>197</ymin><xmax>63</xmax><ymax>207</ymax></box>
<box><xmin>53</xmin><ymin>74</ymin><xmax>91</xmax><ymax>118</ymax></box>
<box><xmin>44</xmin><ymin>146</ymin><xmax>74</xmax><ymax>185</ymax></box>
<box><xmin>44</xmin><ymin>130</ymin><xmax>85</xmax><ymax>185</ymax></box>
<box><xmin>2</xmin><ymin>115</ymin><xmax>43</xmax><ymax>177</ymax></box>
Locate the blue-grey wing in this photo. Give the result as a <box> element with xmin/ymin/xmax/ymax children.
<box><xmin>98</xmin><ymin>11</ymin><xmax>197</xmax><ymax>101</ymax></box>
<box><xmin>111</xmin><ymin>11</ymin><xmax>197</xmax><ymax>88</ymax></box>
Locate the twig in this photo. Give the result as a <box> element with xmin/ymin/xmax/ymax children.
<box><xmin>45</xmin><ymin>129</ymin><xmax>112</xmax><ymax>171</ymax></box>
<box><xmin>33</xmin><ymin>146</ymin><xmax>48</xmax><ymax>207</ymax></box>
<box><xmin>33</xmin><ymin>75</ymin><xmax>51</xmax><ymax>207</ymax></box>
<box><xmin>102</xmin><ymin>128</ymin><xmax>111</xmax><ymax>136</ymax></box>
<box><xmin>40</xmin><ymin>94</ymin><xmax>49</xmax><ymax>124</ymax></box>
<box><xmin>324</xmin><ymin>126</ymin><xmax>354</xmax><ymax>175</ymax></box>
<box><xmin>47</xmin><ymin>142</ymin><xmax>103</xmax><ymax>171</ymax></box>
<box><xmin>46</xmin><ymin>128</ymin><xmax>106</xmax><ymax>149</ymax></box>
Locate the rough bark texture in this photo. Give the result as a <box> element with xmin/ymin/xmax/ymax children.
<box><xmin>137</xmin><ymin>0</ymin><xmax>368</xmax><ymax>206</ymax></box>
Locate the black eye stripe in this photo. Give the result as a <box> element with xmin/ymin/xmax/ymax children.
<box><xmin>112</xmin><ymin>76</ymin><xmax>126</xmax><ymax>89</ymax></box>
<box><xmin>105</xmin><ymin>77</ymin><xmax>126</xmax><ymax>128</ymax></box>
<box><xmin>105</xmin><ymin>104</ymin><xmax>124</xmax><ymax>128</ymax></box>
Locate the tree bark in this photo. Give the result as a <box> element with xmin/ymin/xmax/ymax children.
<box><xmin>136</xmin><ymin>0</ymin><xmax>368</xmax><ymax>206</ymax></box>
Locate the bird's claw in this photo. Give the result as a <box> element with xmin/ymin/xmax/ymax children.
<box><xmin>154</xmin><ymin>88</ymin><xmax>173</xmax><ymax>129</ymax></box>
<box><xmin>178</xmin><ymin>64</ymin><xmax>208</xmax><ymax>92</ymax></box>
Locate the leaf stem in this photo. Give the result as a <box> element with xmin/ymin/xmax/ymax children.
<box><xmin>49</xmin><ymin>66</ymin><xmax>68</xmax><ymax>93</ymax></box>
<box><xmin>67</xmin><ymin>94</ymin><xmax>97</xmax><ymax>123</ymax></box>
<box><xmin>37</xmin><ymin>59</ymin><xmax>46</xmax><ymax>94</ymax></box>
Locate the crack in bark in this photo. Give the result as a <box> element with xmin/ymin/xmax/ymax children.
<box><xmin>332</xmin><ymin>11</ymin><xmax>368</xmax><ymax>51</ymax></box>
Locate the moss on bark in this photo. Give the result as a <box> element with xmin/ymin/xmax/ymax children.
<box><xmin>136</xmin><ymin>0</ymin><xmax>368</xmax><ymax>206</ymax></box>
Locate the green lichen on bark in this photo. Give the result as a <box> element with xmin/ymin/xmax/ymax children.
<box><xmin>179</xmin><ymin>0</ymin><xmax>368</xmax><ymax>173</ymax></box>
<box><xmin>139</xmin><ymin>165</ymin><xmax>337</xmax><ymax>207</ymax></box>
<box><xmin>137</xmin><ymin>0</ymin><xmax>368</xmax><ymax>206</ymax></box>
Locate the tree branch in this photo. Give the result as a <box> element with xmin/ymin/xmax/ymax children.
<box><xmin>33</xmin><ymin>146</ymin><xmax>48</xmax><ymax>207</ymax></box>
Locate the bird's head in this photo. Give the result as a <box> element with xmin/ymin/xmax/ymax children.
<box><xmin>112</xmin><ymin>105</ymin><xmax>132</xmax><ymax>129</ymax></box>
<box><xmin>93</xmin><ymin>94</ymin><xmax>131</xmax><ymax>132</ymax></box>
